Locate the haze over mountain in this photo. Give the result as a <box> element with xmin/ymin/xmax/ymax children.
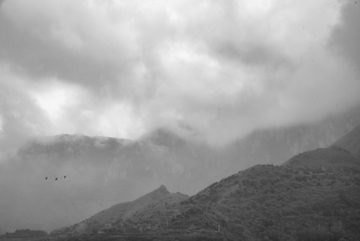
<box><xmin>1</xmin><ymin>0</ymin><xmax>360</xmax><ymax>237</ymax></box>
<box><xmin>53</xmin><ymin>125</ymin><xmax>360</xmax><ymax>241</ymax></box>
<box><xmin>0</xmin><ymin>114</ymin><xmax>360</xmax><ymax>233</ymax></box>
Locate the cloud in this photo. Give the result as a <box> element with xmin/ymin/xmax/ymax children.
<box><xmin>0</xmin><ymin>66</ymin><xmax>52</xmax><ymax>158</ymax></box>
<box><xmin>330</xmin><ymin>0</ymin><xmax>360</xmax><ymax>75</ymax></box>
<box><xmin>0</xmin><ymin>0</ymin><xmax>360</xmax><ymax>147</ymax></box>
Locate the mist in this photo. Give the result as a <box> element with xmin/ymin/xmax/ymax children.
<box><xmin>0</xmin><ymin>0</ymin><xmax>359</xmax><ymax>148</ymax></box>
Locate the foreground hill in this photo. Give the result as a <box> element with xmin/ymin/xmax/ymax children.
<box><xmin>55</xmin><ymin>148</ymin><xmax>360</xmax><ymax>240</ymax></box>
<box><xmin>53</xmin><ymin>185</ymin><xmax>188</xmax><ymax>235</ymax></box>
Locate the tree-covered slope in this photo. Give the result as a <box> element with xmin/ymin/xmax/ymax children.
<box><xmin>52</xmin><ymin>185</ymin><xmax>188</xmax><ymax>236</ymax></box>
<box><xmin>58</xmin><ymin>159</ymin><xmax>360</xmax><ymax>241</ymax></box>
<box><xmin>283</xmin><ymin>145</ymin><xmax>360</xmax><ymax>172</ymax></box>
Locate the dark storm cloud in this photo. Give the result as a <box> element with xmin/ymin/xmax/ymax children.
<box><xmin>330</xmin><ymin>0</ymin><xmax>360</xmax><ymax>75</ymax></box>
<box><xmin>0</xmin><ymin>0</ymin><xmax>360</xmax><ymax>147</ymax></box>
<box><xmin>0</xmin><ymin>9</ymin><xmax>125</xmax><ymax>95</ymax></box>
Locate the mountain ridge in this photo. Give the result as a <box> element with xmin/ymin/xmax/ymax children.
<box><xmin>52</xmin><ymin>125</ymin><xmax>360</xmax><ymax>240</ymax></box>
<box><xmin>282</xmin><ymin>145</ymin><xmax>360</xmax><ymax>172</ymax></box>
<box><xmin>1</xmin><ymin>117</ymin><xmax>360</xmax><ymax>232</ymax></box>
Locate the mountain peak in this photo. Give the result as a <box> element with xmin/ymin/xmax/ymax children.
<box><xmin>142</xmin><ymin>185</ymin><xmax>169</xmax><ymax>197</ymax></box>
<box><xmin>129</xmin><ymin>185</ymin><xmax>171</xmax><ymax>206</ymax></box>
<box><xmin>156</xmin><ymin>185</ymin><xmax>169</xmax><ymax>194</ymax></box>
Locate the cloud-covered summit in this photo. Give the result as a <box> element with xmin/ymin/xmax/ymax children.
<box><xmin>1</xmin><ymin>0</ymin><xmax>360</xmax><ymax>148</ymax></box>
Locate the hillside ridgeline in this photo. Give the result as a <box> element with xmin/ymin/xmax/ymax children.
<box><xmin>55</xmin><ymin>151</ymin><xmax>360</xmax><ymax>240</ymax></box>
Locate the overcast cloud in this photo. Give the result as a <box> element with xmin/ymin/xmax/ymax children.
<box><xmin>1</xmin><ymin>0</ymin><xmax>360</xmax><ymax>149</ymax></box>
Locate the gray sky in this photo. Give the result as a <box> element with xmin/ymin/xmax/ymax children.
<box><xmin>1</xmin><ymin>0</ymin><xmax>360</xmax><ymax>149</ymax></box>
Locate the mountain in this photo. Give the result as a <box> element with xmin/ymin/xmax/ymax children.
<box><xmin>52</xmin><ymin>185</ymin><xmax>188</xmax><ymax>236</ymax></box>
<box><xmin>332</xmin><ymin>125</ymin><xmax>360</xmax><ymax>159</ymax></box>
<box><xmin>283</xmin><ymin>145</ymin><xmax>360</xmax><ymax>173</ymax></box>
<box><xmin>52</xmin><ymin>125</ymin><xmax>360</xmax><ymax>240</ymax></box>
<box><xmin>1</xmin><ymin>113</ymin><xmax>360</xmax><ymax>232</ymax></box>
<box><xmin>56</xmin><ymin>161</ymin><xmax>360</xmax><ymax>240</ymax></box>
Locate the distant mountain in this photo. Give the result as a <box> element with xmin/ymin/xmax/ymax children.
<box><xmin>1</xmin><ymin>112</ymin><xmax>360</xmax><ymax>232</ymax></box>
<box><xmin>49</xmin><ymin>125</ymin><xmax>360</xmax><ymax>240</ymax></box>
<box><xmin>332</xmin><ymin>125</ymin><xmax>360</xmax><ymax>159</ymax></box>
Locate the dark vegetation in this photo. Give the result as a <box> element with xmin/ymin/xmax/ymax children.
<box><xmin>0</xmin><ymin>229</ymin><xmax>47</xmax><ymax>239</ymax></box>
<box><xmin>49</xmin><ymin>144</ymin><xmax>360</xmax><ymax>241</ymax></box>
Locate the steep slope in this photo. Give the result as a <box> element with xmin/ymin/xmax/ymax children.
<box><xmin>283</xmin><ymin>145</ymin><xmax>360</xmax><ymax>173</ymax></box>
<box><xmin>53</xmin><ymin>185</ymin><xmax>188</xmax><ymax>235</ymax></box>
<box><xmin>58</xmin><ymin>162</ymin><xmax>360</xmax><ymax>241</ymax></box>
<box><xmin>0</xmin><ymin>132</ymin><xmax>212</xmax><ymax>232</ymax></box>
<box><xmin>332</xmin><ymin>125</ymin><xmax>360</xmax><ymax>159</ymax></box>
<box><xmin>51</xmin><ymin>124</ymin><xmax>360</xmax><ymax>240</ymax></box>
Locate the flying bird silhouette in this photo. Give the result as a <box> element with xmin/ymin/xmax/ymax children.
<box><xmin>64</xmin><ymin>175</ymin><xmax>67</xmax><ymax>179</ymax></box>
<box><xmin>45</xmin><ymin>177</ymin><xmax>48</xmax><ymax>180</ymax></box>
<box><xmin>55</xmin><ymin>178</ymin><xmax>58</xmax><ymax>181</ymax></box>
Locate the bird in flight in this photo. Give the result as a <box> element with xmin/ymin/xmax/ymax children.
<box><xmin>64</xmin><ymin>175</ymin><xmax>67</xmax><ymax>179</ymax></box>
<box><xmin>45</xmin><ymin>177</ymin><xmax>48</xmax><ymax>180</ymax></box>
<box><xmin>55</xmin><ymin>178</ymin><xmax>58</xmax><ymax>181</ymax></box>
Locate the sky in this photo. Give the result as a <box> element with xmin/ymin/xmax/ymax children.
<box><xmin>1</xmin><ymin>0</ymin><xmax>360</xmax><ymax>150</ymax></box>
